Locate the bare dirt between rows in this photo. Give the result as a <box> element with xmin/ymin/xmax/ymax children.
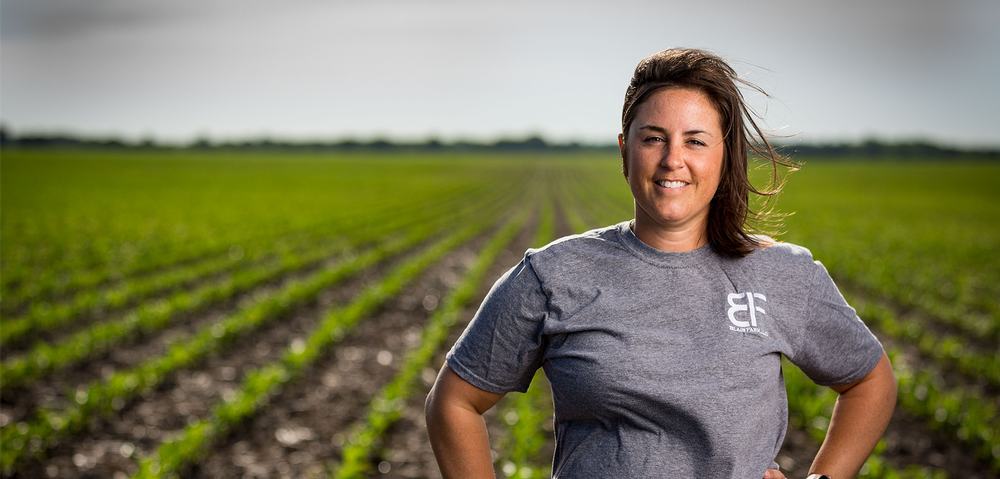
<box><xmin>757</xmin><ymin>276</ymin><xmax>1000</xmax><ymax>478</ymax></box>
<box><xmin>0</xmin><ymin>246</ymin><xmax>225</xmax><ymax>320</ymax></box>
<box><xmin>185</xmin><ymin>221</ymin><xmax>526</xmax><ymax>479</ymax></box>
<box><xmin>0</xmin><ymin>245</ymin><xmax>390</xmax><ymax>431</ymax></box>
<box><xmin>838</xmin><ymin>282</ymin><xmax>998</xmax><ymax>477</ymax></box>
<box><xmin>758</xmin><ymin>285</ymin><xmax>1000</xmax><ymax>477</ymax></box>
<box><xmin>0</xmin><ymin>242</ymin><xmax>354</xmax><ymax>361</ymax></box>
<box><xmin>7</xmin><ymin>235</ymin><xmax>447</xmax><ymax>479</ymax></box>
<box><xmin>1</xmin><ymin>233</ymin><xmax>366</xmax><ymax>360</ymax></box>
<box><xmin>370</xmin><ymin>220</ymin><xmax>533</xmax><ymax>479</ymax></box>
<box><xmin>1</xmin><ymin>261</ymin><xmax>242</xmax><ymax>360</ymax></box>
<box><xmin>842</xmin><ymin>281</ymin><xmax>1000</xmax><ymax>397</ymax></box>
<box><xmin>10</xmin><ymin>209</ymin><xmax>995</xmax><ymax>478</ymax></box>
<box><xmin>867</xmin><ymin>330</ymin><xmax>997</xmax><ymax>478</ymax></box>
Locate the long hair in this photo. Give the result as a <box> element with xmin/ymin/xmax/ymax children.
<box><xmin>621</xmin><ymin>48</ymin><xmax>799</xmax><ymax>258</ymax></box>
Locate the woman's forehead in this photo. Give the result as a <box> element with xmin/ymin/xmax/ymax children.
<box><xmin>631</xmin><ymin>88</ymin><xmax>723</xmax><ymax>133</ymax></box>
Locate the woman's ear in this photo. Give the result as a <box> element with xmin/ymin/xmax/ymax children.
<box><xmin>619</xmin><ymin>133</ymin><xmax>628</xmax><ymax>178</ymax></box>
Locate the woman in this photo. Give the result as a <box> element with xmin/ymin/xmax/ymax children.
<box><xmin>425</xmin><ymin>48</ymin><xmax>897</xmax><ymax>479</ymax></box>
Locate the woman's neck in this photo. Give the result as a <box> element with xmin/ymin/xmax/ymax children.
<box><xmin>629</xmin><ymin>217</ymin><xmax>709</xmax><ymax>253</ymax></box>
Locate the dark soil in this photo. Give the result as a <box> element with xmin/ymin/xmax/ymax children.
<box><xmin>7</xmin><ymin>207</ymin><xmax>997</xmax><ymax>479</ymax></box>
<box><xmin>0</xmin><ymin>246</ymin><xmax>385</xmax><ymax>429</ymax></box>
<box><xmin>184</xmin><ymin>219</ymin><xmax>531</xmax><ymax>479</ymax></box>
<box><xmin>843</xmin><ymin>282</ymin><xmax>1000</xmax><ymax>397</ymax></box>
<box><xmin>371</xmin><ymin>221</ymin><xmax>530</xmax><ymax>479</ymax></box>
<box><xmin>867</xmin><ymin>327</ymin><xmax>998</xmax><ymax>478</ymax></box>
<box><xmin>8</xmin><ymin>237</ymin><xmax>440</xmax><ymax>479</ymax></box>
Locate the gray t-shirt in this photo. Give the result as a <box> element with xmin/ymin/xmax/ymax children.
<box><xmin>446</xmin><ymin>221</ymin><xmax>883</xmax><ymax>478</ymax></box>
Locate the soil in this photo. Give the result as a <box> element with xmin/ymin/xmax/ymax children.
<box><xmin>8</xmin><ymin>234</ymin><xmax>462</xmax><ymax>479</ymax></box>
<box><xmin>1</xmin><ymin>248</ymin><xmax>385</xmax><ymax>429</ymax></box>
<box><xmin>6</xmin><ymin>206</ymin><xmax>997</xmax><ymax>479</ymax></box>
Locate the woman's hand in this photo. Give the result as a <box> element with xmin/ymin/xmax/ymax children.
<box><xmin>763</xmin><ymin>469</ymin><xmax>786</xmax><ymax>479</ymax></box>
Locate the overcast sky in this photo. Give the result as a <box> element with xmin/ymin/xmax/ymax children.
<box><xmin>2</xmin><ymin>0</ymin><xmax>998</xmax><ymax>147</ymax></box>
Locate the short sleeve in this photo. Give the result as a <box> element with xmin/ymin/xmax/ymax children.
<box><xmin>788</xmin><ymin>261</ymin><xmax>883</xmax><ymax>387</ymax></box>
<box><xmin>446</xmin><ymin>253</ymin><xmax>549</xmax><ymax>394</ymax></box>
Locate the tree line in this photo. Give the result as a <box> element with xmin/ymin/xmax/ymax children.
<box><xmin>1</xmin><ymin>127</ymin><xmax>996</xmax><ymax>159</ymax></box>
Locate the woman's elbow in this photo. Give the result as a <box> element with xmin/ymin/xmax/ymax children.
<box><xmin>424</xmin><ymin>367</ymin><xmax>449</xmax><ymax>432</ymax></box>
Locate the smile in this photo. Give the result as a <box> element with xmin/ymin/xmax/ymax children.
<box><xmin>655</xmin><ymin>180</ymin><xmax>688</xmax><ymax>188</ymax></box>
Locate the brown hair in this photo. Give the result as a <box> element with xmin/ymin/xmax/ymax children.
<box><xmin>620</xmin><ymin>48</ymin><xmax>798</xmax><ymax>258</ymax></box>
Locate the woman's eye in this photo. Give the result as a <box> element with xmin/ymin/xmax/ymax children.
<box><xmin>644</xmin><ymin>136</ymin><xmax>664</xmax><ymax>142</ymax></box>
<box><xmin>688</xmin><ymin>139</ymin><xmax>706</xmax><ymax>146</ymax></box>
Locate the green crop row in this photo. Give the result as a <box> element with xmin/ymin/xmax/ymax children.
<box><xmin>782</xmin><ymin>359</ymin><xmax>949</xmax><ymax>479</ymax></box>
<box><xmin>0</xmin><ymin>239</ymin><xmax>351</xmax><ymax>388</ymax></box>
<box><xmin>775</xmin><ymin>161</ymin><xmax>999</xmax><ymax>473</ymax></box>
<box><xmin>333</xmin><ymin>206</ymin><xmax>529</xmax><ymax>479</ymax></box>
<box><xmin>834</xmin><ymin>300</ymin><xmax>1000</xmax><ymax>470</ymax></box>
<box><xmin>1</xmin><ymin>185</ymin><xmax>403</xmax><ymax>314</ymax></box>
<box><xmin>0</xmin><ymin>185</ymin><xmax>501</xmax><ymax>347</ymax></box>
<box><xmin>851</xmin><ymin>297</ymin><xmax>1000</xmax><ymax>389</ymax></box>
<box><xmin>495</xmin><ymin>370</ymin><xmax>553</xmax><ymax>479</ymax></box>
<box><xmin>0</xmin><ymin>215</ymin><xmax>468</xmax><ymax>474</ymax></box>
<box><xmin>2</xmin><ymin>252</ymin><xmax>243</xmax><ymax>337</ymax></box>
<box><xmin>561</xmin><ymin>160</ymin><xmax>636</xmax><ymax>232</ymax></box>
<box><xmin>494</xmin><ymin>192</ymin><xmax>557</xmax><ymax>479</ymax></box>
<box><xmin>890</xmin><ymin>348</ymin><xmax>1000</xmax><ymax>471</ymax></box>
<box><xmin>1</xmin><ymin>149</ymin><xmax>522</xmax><ymax>307</ymax></box>
<box><xmin>569</xmin><ymin>162</ymin><xmax>632</xmax><ymax>227</ymax></box>
<box><xmin>567</xmin><ymin>169</ymin><xmax>608</xmax><ymax>230</ymax></box>
<box><xmin>839</xmin><ymin>254</ymin><xmax>999</xmax><ymax>341</ymax></box>
<box><xmin>0</xmin><ymin>176</ymin><xmax>500</xmax><ymax>316</ymax></box>
<box><xmin>133</xmin><ymin>207</ymin><xmax>499</xmax><ymax>478</ymax></box>
<box><xmin>822</xmin><ymin>232</ymin><xmax>1000</xmax><ymax>342</ymax></box>
<box><xmin>780</xmin><ymin>162</ymin><xmax>1000</xmax><ymax>342</ymax></box>
<box><xmin>0</xmin><ymin>187</ymin><xmax>516</xmax><ymax>388</ymax></box>
<box><xmin>554</xmin><ymin>174</ymin><xmax>595</xmax><ymax>234</ymax></box>
<box><xmin>1</xmin><ymin>241</ymin><xmax>337</xmax><ymax>353</ymax></box>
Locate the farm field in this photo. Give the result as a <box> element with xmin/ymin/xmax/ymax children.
<box><xmin>1</xmin><ymin>147</ymin><xmax>998</xmax><ymax>478</ymax></box>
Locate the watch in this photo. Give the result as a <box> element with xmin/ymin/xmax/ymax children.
<box><xmin>806</xmin><ymin>475</ymin><xmax>832</xmax><ymax>479</ymax></box>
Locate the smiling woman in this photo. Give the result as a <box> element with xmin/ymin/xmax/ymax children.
<box><xmin>618</xmin><ymin>48</ymin><xmax>798</xmax><ymax>258</ymax></box>
<box><xmin>426</xmin><ymin>48</ymin><xmax>898</xmax><ymax>479</ymax></box>
<box><xmin>621</xmin><ymin>87</ymin><xmax>725</xmax><ymax>252</ymax></box>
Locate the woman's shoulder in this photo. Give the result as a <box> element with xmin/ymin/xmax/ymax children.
<box><xmin>752</xmin><ymin>238</ymin><xmax>815</xmax><ymax>263</ymax></box>
<box><xmin>521</xmin><ymin>222</ymin><xmax>631</xmax><ymax>278</ymax></box>
<box><xmin>736</xmin><ymin>239</ymin><xmax>828</xmax><ymax>293</ymax></box>
<box><xmin>739</xmin><ymin>238</ymin><xmax>821</xmax><ymax>276</ymax></box>
<box><xmin>527</xmin><ymin>222</ymin><xmax>626</xmax><ymax>258</ymax></box>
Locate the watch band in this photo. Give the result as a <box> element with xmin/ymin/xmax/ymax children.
<box><xmin>806</xmin><ymin>475</ymin><xmax>832</xmax><ymax>479</ymax></box>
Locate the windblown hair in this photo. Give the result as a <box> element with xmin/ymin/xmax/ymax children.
<box><xmin>621</xmin><ymin>48</ymin><xmax>799</xmax><ymax>258</ymax></box>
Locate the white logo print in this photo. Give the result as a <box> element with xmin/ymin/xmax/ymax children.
<box><xmin>727</xmin><ymin>292</ymin><xmax>769</xmax><ymax>335</ymax></box>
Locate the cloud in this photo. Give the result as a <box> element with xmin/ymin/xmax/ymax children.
<box><xmin>2</xmin><ymin>0</ymin><xmax>997</xmax><ymax>146</ymax></box>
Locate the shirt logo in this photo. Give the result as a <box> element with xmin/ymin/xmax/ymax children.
<box><xmin>727</xmin><ymin>292</ymin><xmax>769</xmax><ymax>336</ymax></box>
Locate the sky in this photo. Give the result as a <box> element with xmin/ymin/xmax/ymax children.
<box><xmin>2</xmin><ymin>0</ymin><xmax>998</xmax><ymax>148</ymax></box>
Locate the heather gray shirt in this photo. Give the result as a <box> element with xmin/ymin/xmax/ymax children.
<box><xmin>447</xmin><ymin>222</ymin><xmax>883</xmax><ymax>478</ymax></box>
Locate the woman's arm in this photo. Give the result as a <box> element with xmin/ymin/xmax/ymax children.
<box><xmin>425</xmin><ymin>363</ymin><xmax>506</xmax><ymax>479</ymax></box>
<box><xmin>808</xmin><ymin>351</ymin><xmax>898</xmax><ymax>478</ymax></box>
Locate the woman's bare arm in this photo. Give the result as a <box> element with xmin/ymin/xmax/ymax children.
<box><xmin>425</xmin><ymin>363</ymin><xmax>506</xmax><ymax>479</ymax></box>
<box><xmin>809</xmin><ymin>351</ymin><xmax>898</xmax><ymax>478</ymax></box>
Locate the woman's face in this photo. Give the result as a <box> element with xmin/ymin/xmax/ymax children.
<box><xmin>620</xmin><ymin>87</ymin><xmax>725</xmax><ymax>249</ymax></box>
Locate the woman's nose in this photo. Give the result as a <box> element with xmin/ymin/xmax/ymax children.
<box><xmin>660</xmin><ymin>142</ymin><xmax>685</xmax><ymax>169</ymax></box>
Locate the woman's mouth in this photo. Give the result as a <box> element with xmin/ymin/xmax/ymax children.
<box><xmin>655</xmin><ymin>180</ymin><xmax>688</xmax><ymax>188</ymax></box>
